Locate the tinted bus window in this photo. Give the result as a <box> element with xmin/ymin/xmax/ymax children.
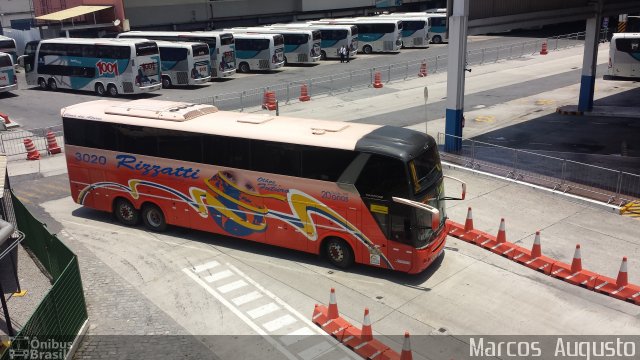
<box><xmin>96</xmin><ymin>45</ymin><xmax>131</xmax><ymax>59</ymax></box>
<box><xmin>616</xmin><ymin>38</ymin><xmax>640</xmax><ymax>53</ymax></box>
<box><xmin>312</xmin><ymin>30</ymin><xmax>322</xmax><ymax>40</ymax></box>
<box><xmin>220</xmin><ymin>35</ymin><xmax>234</xmax><ymax>45</ymax></box>
<box><xmin>274</xmin><ymin>35</ymin><xmax>284</xmax><ymax>46</ymax></box>
<box><xmin>159</xmin><ymin>47</ymin><xmax>188</xmax><ymax>62</ymax></box>
<box><xmin>0</xmin><ymin>55</ymin><xmax>12</xmax><ymax>67</ymax></box>
<box><xmin>252</xmin><ymin>141</ymin><xmax>301</xmax><ymax>177</ymax></box>
<box><xmin>0</xmin><ymin>40</ymin><xmax>14</xmax><ymax>49</ymax></box>
<box><xmin>192</xmin><ymin>44</ymin><xmax>209</xmax><ymax>56</ymax></box>
<box><xmin>135</xmin><ymin>42</ymin><xmax>158</xmax><ymax>56</ymax></box>
<box><xmin>431</xmin><ymin>18</ymin><xmax>446</xmax><ymax>27</ymax></box>
<box><xmin>283</xmin><ymin>34</ymin><xmax>309</xmax><ymax>45</ymax></box>
<box><xmin>404</xmin><ymin>20</ymin><xmax>426</xmax><ymax>31</ymax></box>
<box><xmin>300</xmin><ymin>147</ymin><xmax>358</xmax><ymax>181</ymax></box>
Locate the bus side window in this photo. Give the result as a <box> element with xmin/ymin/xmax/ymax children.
<box><xmin>355</xmin><ymin>154</ymin><xmax>409</xmax><ymax>200</ymax></box>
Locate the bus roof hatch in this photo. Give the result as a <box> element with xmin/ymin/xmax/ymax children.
<box><xmin>105</xmin><ymin>100</ymin><xmax>218</xmax><ymax>121</ymax></box>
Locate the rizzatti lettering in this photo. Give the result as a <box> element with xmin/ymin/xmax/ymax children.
<box><xmin>116</xmin><ymin>154</ymin><xmax>200</xmax><ymax>179</ymax></box>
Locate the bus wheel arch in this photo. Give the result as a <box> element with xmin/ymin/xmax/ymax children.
<box><xmin>238</xmin><ymin>62</ymin><xmax>250</xmax><ymax>73</ymax></box>
<box><xmin>38</xmin><ymin>77</ymin><xmax>48</xmax><ymax>90</ymax></box>
<box><xmin>362</xmin><ymin>45</ymin><xmax>373</xmax><ymax>54</ymax></box>
<box><xmin>322</xmin><ymin>236</ymin><xmax>354</xmax><ymax>269</ymax></box>
<box><xmin>161</xmin><ymin>75</ymin><xmax>172</xmax><ymax>89</ymax></box>
<box><xmin>431</xmin><ymin>35</ymin><xmax>442</xmax><ymax>44</ymax></box>
<box><xmin>320</xmin><ymin>50</ymin><xmax>327</xmax><ymax>60</ymax></box>
<box><xmin>113</xmin><ymin>197</ymin><xmax>140</xmax><ymax>226</ymax></box>
<box><xmin>141</xmin><ymin>202</ymin><xmax>167</xmax><ymax>232</ymax></box>
<box><xmin>107</xmin><ymin>83</ymin><xmax>118</xmax><ymax>97</ymax></box>
<box><xmin>95</xmin><ymin>82</ymin><xmax>106</xmax><ymax>96</ymax></box>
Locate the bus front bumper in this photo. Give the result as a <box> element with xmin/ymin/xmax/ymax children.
<box><xmin>0</xmin><ymin>83</ymin><xmax>17</xmax><ymax>92</ymax></box>
<box><xmin>408</xmin><ymin>232</ymin><xmax>447</xmax><ymax>274</ymax></box>
<box><xmin>139</xmin><ymin>83</ymin><xmax>162</xmax><ymax>92</ymax></box>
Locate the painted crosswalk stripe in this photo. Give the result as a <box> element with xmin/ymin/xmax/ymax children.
<box><xmin>247</xmin><ymin>303</ymin><xmax>280</xmax><ymax>319</ymax></box>
<box><xmin>204</xmin><ymin>270</ymin><xmax>234</xmax><ymax>283</ymax></box>
<box><xmin>280</xmin><ymin>327</ymin><xmax>315</xmax><ymax>346</ymax></box>
<box><xmin>231</xmin><ymin>291</ymin><xmax>263</xmax><ymax>306</ymax></box>
<box><xmin>297</xmin><ymin>342</ymin><xmax>334</xmax><ymax>360</ymax></box>
<box><xmin>193</xmin><ymin>261</ymin><xmax>220</xmax><ymax>273</ymax></box>
<box><xmin>217</xmin><ymin>280</ymin><xmax>248</xmax><ymax>294</ymax></box>
<box><xmin>263</xmin><ymin>314</ymin><xmax>297</xmax><ymax>332</ymax></box>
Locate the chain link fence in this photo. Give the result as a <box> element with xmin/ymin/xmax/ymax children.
<box><xmin>437</xmin><ymin>133</ymin><xmax>640</xmax><ymax>206</ymax></box>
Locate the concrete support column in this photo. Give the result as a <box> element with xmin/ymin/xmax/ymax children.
<box><xmin>444</xmin><ymin>0</ymin><xmax>469</xmax><ymax>152</ymax></box>
<box><xmin>578</xmin><ymin>7</ymin><xmax>602</xmax><ymax>112</ymax></box>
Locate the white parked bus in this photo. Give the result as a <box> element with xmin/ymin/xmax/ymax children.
<box><xmin>0</xmin><ymin>35</ymin><xmax>17</xmax><ymax>62</ymax></box>
<box><xmin>377</xmin><ymin>15</ymin><xmax>430</xmax><ymax>47</ymax></box>
<box><xmin>226</xmin><ymin>32</ymin><xmax>285</xmax><ymax>72</ymax></box>
<box><xmin>118</xmin><ymin>31</ymin><xmax>237</xmax><ymax>79</ymax></box>
<box><xmin>19</xmin><ymin>38</ymin><xmax>161</xmax><ymax>96</ymax></box>
<box><xmin>270</xmin><ymin>23</ymin><xmax>358</xmax><ymax>60</ymax></box>
<box><xmin>229</xmin><ymin>27</ymin><xmax>321</xmax><ymax>64</ymax></box>
<box><xmin>605</xmin><ymin>33</ymin><xmax>640</xmax><ymax>81</ymax></box>
<box><xmin>385</xmin><ymin>12</ymin><xmax>448</xmax><ymax>44</ymax></box>
<box><xmin>311</xmin><ymin>18</ymin><xmax>402</xmax><ymax>53</ymax></box>
<box><xmin>156</xmin><ymin>41</ymin><xmax>211</xmax><ymax>88</ymax></box>
<box><xmin>0</xmin><ymin>52</ymin><xmax>17</xmax><ymax>93</ymax></box>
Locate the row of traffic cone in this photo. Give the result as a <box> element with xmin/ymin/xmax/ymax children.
<box><xmin>454</xmin><ymin>207</ymin><xmax>639</xmax><ymax>304</ymax></box>
<box><xmin>22</xmin><ymin>131</ymin><xmax>61</xmax><ymax>161</ymax></box>
<box><xmin>325</xmin><ymin>288</ymin><xmax>413</xmax><ymax>359</ymax></box>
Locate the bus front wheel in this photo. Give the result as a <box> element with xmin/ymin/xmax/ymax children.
<box><xmin>142</xmin><ymin>204</ymin><xmax>167</xmax><ymax>232</ymax></box>
<box><xmin>114</xmin><ymin>198</ymin><xmax>140</xmax><ymax>226</ymax></box>
<box><xmin>431</xmin><ymin>35</ymin><xmax>442</xmax><ymax>44</ymax></box>
<box><xmin>238</xmin><ymin>62</ymin><xmax>250</xmax><ymax>73</ymax></box>
<box><xmin>95</xmin><ymin>83</ymin><xmax>106</xmax><ymax>96</ymax></box>
<box><xmin>363</xmin><ymin>45</ymin><xmax>373</xmax><ymax>54</ymax></box>
<box><xmin>38</xmin><ymin>78</ymin><xmax>47</xmax><ymax>90</ymax></box>
<box><xmin>325</xmin><ymin>238</ymin><xmax>354</xmax><ymax>269</ymax></box>
<box><xmin>107</xmin><ymin>84</ymin><xmax>118</xmax><ymax>97</ymax></box>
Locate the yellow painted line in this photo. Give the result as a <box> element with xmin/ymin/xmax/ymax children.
<box><xmin>535</xmin><ymin>99</ymin><xmax>555</xmax><ymax>105</ymax></box>
<box><xmin>474</xmin><ymin>115</ymin><xmax>495</xmax><ymax>123</ymax></box>
<box><xmin>13</xmin><ymin>290</ymin><xmax>27</xmax><ymax>297</ymax></box>
<box><xmin>620</xmin><ymin>201</ymin><xmax>640</xmax><ymax>218</ymax></box>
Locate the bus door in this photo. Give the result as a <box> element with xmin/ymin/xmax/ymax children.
<box><xmin>366</xmin><ymin>200</ymin><xmax>413</xmax><ymax>272</ymax></box>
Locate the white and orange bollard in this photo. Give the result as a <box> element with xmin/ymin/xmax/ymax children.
<box><xmin>23</xmin><ymin>138</ymin><xmax>41</xmax><ymax>160</ymax></box>
<box><xmin>46</xmin><ymin>131</ymin><xmax>61</xmax><ymax>155</ymax></box>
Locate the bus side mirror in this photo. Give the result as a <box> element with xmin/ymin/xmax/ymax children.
<box><xmin>17</xmin><ymin>55</ymin><xmax>25</xmax><ymax>67</ymax></box>
<box><xmin>443</xmin><ymin>175</ymin><xmax>466</xmax><ymax>200</ymax></box>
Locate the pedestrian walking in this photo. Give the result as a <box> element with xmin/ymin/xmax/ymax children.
<box><xmin>339</xmin><ymin>45</ymin><xmax>346</xmax><ymax>63</ymax></box>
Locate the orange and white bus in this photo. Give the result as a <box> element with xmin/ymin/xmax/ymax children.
<box><xmin>62</xmin><ymin>99</ymin><xmax>464</xmax><ymax>274</ymax></box>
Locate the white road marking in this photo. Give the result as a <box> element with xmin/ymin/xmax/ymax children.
<box><xmin>263</xmin><ymin>314</ymin><xmax>297</xmax><ymax>332</ymax></box>
<box><xmin>297</xmin><ymin>342</ymin><xmax>334</xmax><ymax>360</ymax></box>
<box><xmin>205</xmin><ymin>269</ymin><xmax>234</xmax><ymax>282</ymax></box>
<box><xmin>217</xmin><ymin>280</ymin><xmax>248</xmax><ymax>294</ymax></box>
<box><xmin>247</xmin><ymin>303</ymin><xmax>280</xmax><ymax>319</ymax></box>
<box><xmin>280</xmin><ymin>327</ymin><xmax>315</xmax><ymax>346</ymax></box>
<box><xmin>232</xmin><ymin>291</ymin><xmax>263</xmax><ymax>306</ymax></box>
<box><xmin>194</xmin><ymin>261</ymin><xmax>220</xmax><ymax>273</ymax></box>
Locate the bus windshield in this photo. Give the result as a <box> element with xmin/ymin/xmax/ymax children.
<box><xmin>409</xmin><ymin>147</ymin><xmax>442</xmax><ymax>194</ymax></box>
<box><xmin>0</xmin><ymin>54</ymin><xmax>12</xmax><ymax>67</ymax></box>
<box><xmin>220</xmin><ymin>34</ymin><xmax>234</xmax><ymax>45</ymax></box>
<box><xmin>192</xmin><ymin>44</ymin><xmax>209</xmax><ymax>56</ymax></box>
<box><xmin>136</xmin><ymin>42</ymin><xmax>158</xmax><ymax>56</ymax></box>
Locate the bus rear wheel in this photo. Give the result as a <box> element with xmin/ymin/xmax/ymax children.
<box><xmin>38</xmin><ymin>78</ymin><xmax>47</xmax><ymax>90</ymax></box>
<box><xmin>48</xmin><ymin>79</ymin><xmax>58</xmax><ymax>91</ymax></box>
<box><xmin>114</xmin><ymin>198</ymin><xmax>140</xmax><ymax>226</ymax></box>
<box><xmin>363</xmin><ymin>45</ymin><xmax>373</xmax><ymax>54</ymax></box>
<box><xmin>95</xmin><ymin>83</ymin><xmax>106</xmax><ymax>96</ymax></box>
<box><xmin>162</xmin><ymin>76</ymin><xmax>172</xmax><ymax>89</ymax></box>
<box><xmin>107</xmin><ymin>84</ymin><xmax>118</xmax><ymax>97</ymax></box>
<box><xmin>325</xmin><ymin>238</ymin><xmax>354</xmax><ymax>269</ymax></box>
<box><xmin>320</xmin><ymin>50</ymin><xmax>327</xmax><ymax>60</ymax></box>
<box><xmin>142</xmin><ymin>204</ymin><xmax>167</xmax><ymax>232</ymax></box>
<box><xmin>431</xmin><ymin>35</ymin><xmax>442</xmax><ymax>44</ymax></box>
<box><xmin>238</xmin><ymin>62</ymin><xmax>250</xmax><ymax>73</ymax></box>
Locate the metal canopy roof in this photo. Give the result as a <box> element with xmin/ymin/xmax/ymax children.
<box><xmin>35</xmin><ymin>5</ymin><xmax>112</xmax><ymax>22</ymax></box>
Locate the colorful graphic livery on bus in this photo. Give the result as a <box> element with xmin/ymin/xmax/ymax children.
<box><xmin>230</xmin><ymin>27</ymin><xmax>322</xmax><ymax>64</ymax></box>
<box><xmin>62</xmin><ymin>99</ymin><xmax>465</xmax><ymax>274</ymax></box>
<box><xmin>19</xmin><ymin>38</ymin><xmax>161</xmax><ymax>96</ymax></box>
<box><xmin>156</xmin><ymin>41</ymin><xmax>211</xmax><ymax>88</ymax></box>
<box><xmin>311</xmin><ymin>18</ymin><xmax>402</xmax><ymax>53</ymax></box>
<box><xmin>228</xmin><ymin>32</ymin><xmax>285</xmax><ymax>72</ymax></box>
<box><xmin>118</xmin><ymin>31</ymin><xmax>237</xmax><ymax>79</ymax></box>
<box><xmin>0</xmin><ymin>52</ymin><xmax>17</xmax><ymax>93</ymax></box>
<box><xmin>270</xmin><ymin>23</ymin><xmax>358</xmax><ymax>60</ymax></box>
<box><xmin>606</xmin><ymin>33</ymin><xmax>640</xmax><ymax>81</ymax></box>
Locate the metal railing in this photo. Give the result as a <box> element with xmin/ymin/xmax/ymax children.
<box><xmin>0</xmin><ymin>125</ymin><xmax>63</xmax><ymax>158</ymax></box>
<box><xmin>190</xmin><ymin>31</ymin><xmax>590</xmax><ymax>111</ymax></box>
<box><xmin>437</xmin><ymin>133</ymin><xmax>640</xmax><ymax>206</ymax></box>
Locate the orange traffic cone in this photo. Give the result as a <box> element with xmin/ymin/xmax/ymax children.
<box><xmin>262</xmin><ymin>91</ymin><xmax>277</xmax><ymax>111</ymax></box>
<box><xmin>23</xmin><ymin>138</ymin><xmax>40</xmax><ymax>161</ymax></box>
<box><xmin>373</xmin><ymin>72</ymin><xmax>383</xmax><ymax>88</ymax></box>
<box><xmin>617</xmin><ymin>257</ymin><xmax>628</xmax><ymax>287</ymax></box>
<box><xmin>400</xmin><ymin>332</ymin><xmax>413</xmax><ymax>360</ymax></box>
<box><xmin>531</xmin><ymin>231</ymin><xmax>542</xmax><ymax>258</ymax></box>
<box><xmin>464</xmin><ymin>207</ymin><xmax>474</xmax><ymax>232</ymax></box>
<box><xmin>0</xmin><ymin>112</ymin><xmax>10</xmax><ymax>124</ymax></box>
<box><xmin>299</xmin><ymin>84</ymin><xmax>310</xmax><ymax>102</ymax></box>
<box><xmin>46</xmin><ymin>131</ymin><xmax>61</xmax><ymax>155</ymax></box>
<box><xmin>496</xmin><ymin>218</ymin><xmax>506</xmax><ymax>243</ymax></box>
<box><xmin>327</xmin><ymin>288</ymin><xmax>339</xmax><ymax>319</ymax></box>
<box><xmin>418</xmin><ymin>61</ymin><xmax>428</xmax><ymax>77</ymax></box>
<box><xmin>540</xmin><ymin>41</ymin><xmax>548</xmax><ymax>55</ymax></box>
<box><xmin>361</xmin><ymin>308</ymin><xmax>373</xmax><ymax>341</ymax></box>
<box><xmin>571</xmin><ymin>244</ymin><xmax>582</xmax><ymax>273</ymax></box>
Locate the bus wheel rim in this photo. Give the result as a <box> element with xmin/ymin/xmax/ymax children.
<box><xmin>147</xmin><ymin>210</ymin><xmax>161</xmax><ymax>227</ymax></box>
<box><xmin>329</xmin><ymin>243</ymin><xmax>344</xmax><ymax>262</ymax></box>
<box><xmin>120</xmin><ymin>204</ymin><xmax>134</xmax><ymax>221</ymax></box>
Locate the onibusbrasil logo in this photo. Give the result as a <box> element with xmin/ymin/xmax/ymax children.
<box><xmin>9</xmin><ymin>336</ymin><xmax>72</xmax><ymax>360</ymax></box>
